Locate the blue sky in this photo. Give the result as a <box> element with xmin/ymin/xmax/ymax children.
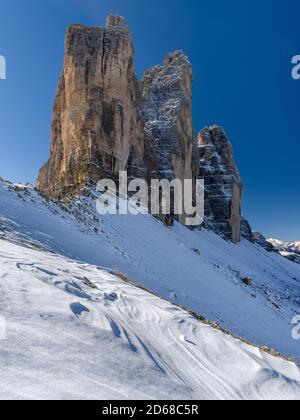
<box><xmin>0</xmin><ymin>0</ymin><xmax>299</xmax><ymax>241</ymax></box>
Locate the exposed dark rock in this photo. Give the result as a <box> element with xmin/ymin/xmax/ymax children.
<box><xmin>197</xmin><ymin>126</ymin><xmax>243</xmax><ymax>243</ymax></box>
<box><xmin>242</xmin><ymin>278</ymin><xmax>253</xmax><ymax>286</ymax></box>
<box><xmin>36</xmin><ymin>16</ymin><xmax>248</xmax><ymax>242</ymax></box>
<box><xmin>252</xmin><ymin>232</ymin><xmax>277</xmax><ymax>252</ymax></box>
<box><xmin>241</xmin><ymin>217</ymin><xmax>254</xmax><ymax>242</ymax></box>
<box><xmin>141</xmin><ymin>51</ymin><xmax>197</xmax><ymax>225</ymax></box>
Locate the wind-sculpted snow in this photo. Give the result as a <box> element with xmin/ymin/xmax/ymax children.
<box><xmin>1</xmin><ymin>180</ymin><xmax>300</xmax><ymax>364</ymax></box>
<box><xmin>0</xmin><ymin>239</ymin><xmax>300</xmax><ymax>400</ymax></box>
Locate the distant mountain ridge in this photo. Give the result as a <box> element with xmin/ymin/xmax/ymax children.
<box><xmin>268</xmin><ymin>239</ymin><xmax>300</xmax><ymax>264</ymax></box>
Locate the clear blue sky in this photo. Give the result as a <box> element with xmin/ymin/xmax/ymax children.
<box><xmin>0</xmin><ymin>0</ymin><xmax>299</xmax><ymax>241</ymax></box>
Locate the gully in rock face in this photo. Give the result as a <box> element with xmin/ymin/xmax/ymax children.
<box><xmin>0</xmin><ymin>55</ymin><xmax>6</xmax><ymax>80</ymax></box>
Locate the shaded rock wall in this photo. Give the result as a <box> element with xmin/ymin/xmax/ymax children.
<box><xmin>197</xmin><ymin>126</ymin><xmax>243</xmax><ymax>243</ymax></box>
<box><xmin>141</xmin><ymin>51</ymin><xmax>197</xmax><ymax>224</ymax></box>
<box><xmin>141</xmin><ymin>51</ymin><xmax>196</xmax><ymax>181</ymax></box>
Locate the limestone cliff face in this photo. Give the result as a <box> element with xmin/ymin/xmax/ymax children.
<box><xmin>37</xmin><ymin>15</ymin><xmax>245</xmax><ymax>242</ymax></box>
<box><xmin>197</xmin><ymin>126</ymin><xmax>243</xmax><ymax>243</ymax></box>
<box><xmin>37</xmin><ymin>16</ymin><xmax>145</xmax><ymax>199</ymax></box>
<box><xmin>141</xmin><ymin>51</ymin><xmax>196</xmax><ymax>181</ymax></box>
<box><xmin>141</xmin><ymin>51</ymin><xmax>197</xmax><ymax>224</ymax></box>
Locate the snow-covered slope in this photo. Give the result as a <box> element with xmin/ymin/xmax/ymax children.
<box><xmin>1</xmin><ymin>179</ymin><xmax>300</xmax><ymax>366</ymax></box>
<box><xmin>1</xmin><ymin>236</ymin><xmax>300</xmax><ymax>400</ymax></box>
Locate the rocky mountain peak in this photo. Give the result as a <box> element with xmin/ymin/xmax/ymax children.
<box><xmin>141</xmin><ymin>50</ymin><xmax>195</xmax><ymax>224</ymax></box>
<box><xmin>106</xmin><ymin>15</ymin><xmax>128</xmax><ymax>30</ymax></box>
<box><xmin>267</xmin><ymin>238</ymin><xmax>300</xmax><ymax>263</ymax></box>
<box><xmin>163</xmin><ymin>50</ymin><xmax>191</xmax><ymax>66</ymax></box>
<box><xmin>197</xmin><ymin>125</ymin><xmax>243</xmax><ymax>243</ymax></box>
<box><xmin>37</xmin><ymin>16</ymin><xmax>245</xmax><ymax>242</ymax></box>
<box><xmin>198</xmin><ymin>126</ymin><xmax>241</xmax><ymax>179</ymax></box>
<box><xmin>141</xmin><ymin>51</ymin><xmax>192</xmax><ymax>100</ymax></box>
<box><xmin>37</xmin><ymin>16</ymin><xmax>145</xmax><ymax>199</ymax></box>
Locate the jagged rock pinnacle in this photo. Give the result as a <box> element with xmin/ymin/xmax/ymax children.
<box><xmin>141</xmin><ymin>51</ymin><xmax>196</xmax><ymax>225</ymax></box>
<box><xmin>197</xmin><ymin>125</ymin><xmax>243</xmax><ymax>243</ymax></box>
<box><xmin>163</xmin><ymin>50</ymin><xmax>191</xmax><ymax>67</ymax></box>
<box><xmin>37</xmin><ymin>15</ymin><xmax>144</xmax><ymax>199</ymax></box>
<box><xmin>106</xmin><ymin>15</ymin><xmax>128</xmax><ymax>29</ymax></box>
<box><xmin>36</xmin><ymin>15</ymin><xmax>244</xmax><ymax>242</ymax></box>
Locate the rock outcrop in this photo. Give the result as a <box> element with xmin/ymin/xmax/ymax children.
<box><xmin>37</xmin><ymin>15</ymin><xmax>246</xmax><ymax>242</ymax></box>
<box><xmin>141</xmin><ymin>51</ymin><xmax>196</xmax><ymax>180</ymax></box>
<box><xmin>241</xmin><ymin>217</ymin><xmax>254</xmax><ymax>242</ymax></box>
<box><xmin>197</xmin><ymin>126</ymin><xmax>243</xmax><ymax>243</ymax></box>
<box><xmin>141</xmin><ymin>51</ymin><xmax>197</xmax><ymax>224</ymax></box>
<box><xmin>37</xmin><ymin>16</ymin><xmax>145</xmax><ymax>199</ymax></box>
<box><xmin>252</xmin><ymin>232</ymin><xmax>276</xmax><ymax>252</ymax></box>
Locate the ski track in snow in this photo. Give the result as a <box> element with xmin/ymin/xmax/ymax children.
<box><xmin>1</xmin><ymin>182</ymin><xmax>300</xmax><ymax>359</ymax></box>
<box><xmin>0</xmin><ymin>240</ymin><xmax>300</xmax><ymax>400</ymax></box>
<box><xmin>1</xmin><ymin>181</ymin><xmax>300</xmax><ymax>399</ymax></box>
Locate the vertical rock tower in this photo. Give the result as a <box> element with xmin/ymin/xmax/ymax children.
<box><xmin>37</xmin><ymin>15</ymin><xmax>245</xmax><ymax>243</ymax></box>
<box><xmin>141</xmin><ymin>51</ymin><xmax>197</xmax><ymax>224</ymax></box>
<box><xmin>141</xmin><ymin>51</ymin><xmax>196</xmax><ymax>182</ymax></box>
<box><xmin>197</xmin><ymin>126</ymin><xmax>243</xmax><ymax>243</ymax></box>
<box><xmin>37</xmin><ymin>15</ymin><xmax>145</xmax><ymax>199</ymax></box>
